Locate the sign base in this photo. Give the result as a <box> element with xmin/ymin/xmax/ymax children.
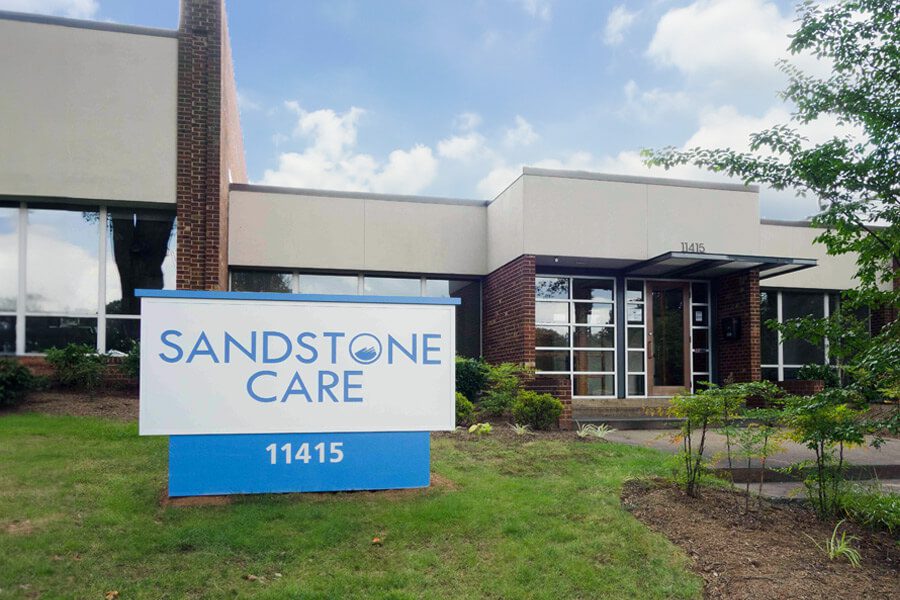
<box><xmin>168</xmin><ymin>431</ymin><xmax>430</xmax><ymax>497</ymax></box>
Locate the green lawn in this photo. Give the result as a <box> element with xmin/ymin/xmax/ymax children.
<box><xmin>0</xmin><ymin>414</ymin><xmax>700</xmax><ymax>599</ymax></box>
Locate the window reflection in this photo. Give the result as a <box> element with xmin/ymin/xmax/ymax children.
<box><xmin>26</xmin><ymin>207</ymin><xmax>99</xmax><ymax>314</ymax></box>
<box><xmin>299</xmin><ymin>274</ymin><xmax>357</xmax><ymax>295</ymax></box>
<box><xmin>364</xmin><ymin>276</ymin><xmax>420</xmax><ymax>296</ymax></box>
<box><xmin>232</xmin><ymin>270</ymin><xmax>292</xmax><ymax>293</ymax></box>
<box><xmin>0</xmin><ymin>316</ymin><xmax>14</xmax><ymax>354</ymax></box>
<box><xmin>0</xmin><ymin>205</ymin><xmax>17</xmax><ymax>312</ymax></box>
<box><xmin>26</xmin><ymin>316</ymin><xmax>96</xmax><ymax>352</ymax></box>
<box><xmin>106</xmin><ymin>209</ymin><xmax>176</xmax><ymax>314</ymax></box>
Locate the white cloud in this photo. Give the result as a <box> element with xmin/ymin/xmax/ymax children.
<box><xmin>260</xmin><ymin>103</ymin><xmax>438</xmax><ymax>195</ymax></box>
<box><xmin>476</xmin><ymin>165</ymin><xmax>521</xmax><ymax>198</ymax></box>
<box><xmin>648</xmin><ymin>0</ymin><xmax>792</xmax><ymax>78</ymax></box>
<box><xmin>0</xmin><ymin>0</ymin><xmax>97</xmax><ymax>18</ymax></box>
<box><xmin>504</xmin><ymin>116</ymin><xmax>539</xmax><ymax>148</ymax></box>
<box><xmin>453</xmin><ymin>112</ymin><xmax>482</xmax><ymax>132</ymax></box>
<box><xmin>438</xmin><ymin>132</ymin><xmax>486</xmax><ymax>161</ymax></box>
<box><xmin>621</xmin><ymin>79</ymin><xmax>693</xmax><ymax>121</ymax></box>
<box><xmin>514</xmin><ymin>0</ymin><xmax>553</xmax><ymax>21</ymax></box>
<box><xmin>603</xmin><ymin>5</ymin><xmax>639</xmax><ymax>46</ymax></box>
<box><xmin>236</xmin><ymin>91</ymin><xmax>261</xmax><ymax>112</ymax></box>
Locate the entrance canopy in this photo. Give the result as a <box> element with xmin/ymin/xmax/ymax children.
<box><xmin>625</xmin><ymin>251</ymin><xmax>817</xmax><ymax>280</ymax></box>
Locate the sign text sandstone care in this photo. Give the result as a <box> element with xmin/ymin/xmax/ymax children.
<box><xmin>156</xmin><ymin>328</ymin><xmax>445</xmax><ymax>404</ymax></box>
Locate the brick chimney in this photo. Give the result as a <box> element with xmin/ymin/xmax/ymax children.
<box><xmin>175</xmin><ymin>0</ymin><xmax>246</xmax><ymax>291</ymax></box>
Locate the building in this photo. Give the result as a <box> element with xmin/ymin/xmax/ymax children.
<box><xmin>1</xmin><ymin>1</ymin><xmax>890</xmax><ymax>426</ymax></box>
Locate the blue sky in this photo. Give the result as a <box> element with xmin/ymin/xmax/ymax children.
<box><xmin>4</xmin><ymin>0</ymin><xmax>842</xmax><ymax>218</ymax></box>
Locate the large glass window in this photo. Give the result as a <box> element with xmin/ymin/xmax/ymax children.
<box><xmin>229</xmin><ymin>270</ymin><xmax>483</xmax><ymax>358</ymax></box>
<box><xmin>26</xmin><ymin>207</ymin><xmax>99</xmax><ymax>314</ymax></box>
<box><xmin>231</xmin><ymin>270</ymin><xmax>293</xmax><ymax>293</ymax></box>
<box><xmin>535</xmin><ymin>276</ymin><xmax>617</xmax><ymax>398</ymax></box>
<box><xmin>760</xmin><ymin>289</ymin><xmax>834</xmax><ymax>381</ymax></box>
<box><xmin>0</xmin><ymin>204</ymin><xmax>17</xmax><ymax>354</ymax></box>
<box><xmin>299</xmin><ymin>274</ymin><xmax>357</xmax><ymax>295</ymax></box>
<box><xmin>1</xmin><ymin>203</ymin><xmax>176</xmax><ymax>355</ymax></box>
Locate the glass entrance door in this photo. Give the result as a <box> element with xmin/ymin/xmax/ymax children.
<box><xmin>647</xmin><ymin>282</ymin><xmax>691</xmax><ymax>396</ymax></box>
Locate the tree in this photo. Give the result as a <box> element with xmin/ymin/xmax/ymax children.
<box><xmin>643</xmin><ymin>0</ymin><xmax>899</xmax><ymax>395</ymax></box>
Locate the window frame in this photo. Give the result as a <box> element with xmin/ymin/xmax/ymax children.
<box><xmin>535</xmin><ymin>275</ymin><xmax>618</xmax><ymax>399</ymax></box>
<box><xmin>1</xmin><ymin>202</ymin><xmax>176</xmax><ymax>356</ymax></box>
<box><xmin>760</xmin><ymin>288</ymin><xmax>833</xmax><ymax>380</ymax></box>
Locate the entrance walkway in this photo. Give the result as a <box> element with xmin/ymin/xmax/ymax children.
<box><xmin>606</xmin><ymin>429</ymin><xmax>900</xmax><ymax>493</ymax></box>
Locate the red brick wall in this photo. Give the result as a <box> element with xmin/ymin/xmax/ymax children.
<box><xmin>16</xmin><ymin>356</ymin><xmax>138</xmax><ymax>391</ymax></box>
<box><xmin>176</xmin><ymin>0</ymin><xmax>244</xmax><ymax>291</ymax></box>
<box><xmin>778</xmin><ymin>379</ymin><xmax>824</xmax><ymax>397</ymax></box>
<box><xmin>481</xmin><ymin>255</ymin><xmax>572</xmax><ymax>429</ymax></box>
<box><xmin>482</xmin><ymin>255</ymin><xmax>536</xmax><ymax>366</ymax></box>
<box><xmin>714</xmin><ymin>269</ymin><xmax>761</xmax><ymax>383</ymax></box>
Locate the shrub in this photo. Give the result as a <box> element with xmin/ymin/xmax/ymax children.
<box><xmin>576</xmin><ymin>422</ymin><xmax>616</xmax><ymax>440</ymax></box>
<box><xmin>838</xmin><ymin>482</ymin><xmax>900</xmax><ymax>533</ymax></box>
<box><xmin>455</xmin><ymin>356</ymin><xmax>487</xmax><ymax>402</ymax></box>
<box><xmin>0</xmin><ymin>359</ymin><xmax>37</xmax><ymax>407</ymax></box>
<box><xmin>468</xmin><ymin>422</ymin><xmax>492</xmax><ymax>435</ymax></box>
<box><xmin>805</xmin><ymin>520</ymin><xmax>861</xmax><ymax>567</ymax></box>
<box><xmin>119</xmin><ymin>340</ymin><xmax>140</xmax><ymax>379</ymax></box>
<box><xmin>45</xmin><ymin>343</ymin><xmax>106</xmax><ymax>395</ymax></box>
<box><xmin>666</xmin><ymin>387</ymin><xmax>725</xmax><ymax>497</ymax></box>
<box><xmin>781</xmin><ymin>388</ymin><xmax>870</xmax><ymax>518</ymax></box>
<box><xmin>797</xmin><ymin>363</ymin><xmax>841</xmax><ymax>389</ymax></box>
<box><xmin>455</xmin><ymin>392</ymin><xmax>475</xmax><ymax>426</ymax></box>
<box><xmin>509</xmin><ymin>423</ymin><xmax>531</xmax><ymax>436</ymax></box>
<box><xmin>512</xmin><ymin>390</ymin><xmax>563</xmax><ymax>430</ymax></box>
<box><xmin>479</xmin><ymin>362</ymin><xmax>529</xmax><ymax>416</ymax></box>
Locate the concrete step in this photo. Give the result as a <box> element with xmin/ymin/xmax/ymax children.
<box><xmin>573</xmin><ymin>416</ymin><xmax>684</xmax><ymax>430</ymax></box>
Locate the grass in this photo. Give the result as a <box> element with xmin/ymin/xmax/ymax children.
<box><xmin>0</xmin><ymin>414</ymin><xmax>702</xmax><ymax>599</ymax></box>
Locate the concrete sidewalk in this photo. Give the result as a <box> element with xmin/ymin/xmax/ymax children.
<box><xmin>606</xmin><ymin>428</ymin><xmax>900</xmax><ymax>472</ymax></box>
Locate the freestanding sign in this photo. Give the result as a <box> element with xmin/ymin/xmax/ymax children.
<box><xmin>136</xmin><ymin>290</ymin><xmax>457</xmax><ymax>497</ymax></box>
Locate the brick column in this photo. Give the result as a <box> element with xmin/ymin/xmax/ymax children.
<box><xmin>481</xmin><ymin>255</ymin><xmax>573</xmax><ymax>429</ymax></box>
<box><xmin>176</xmin><ymin>0</ymin><xmax>227</xmax><ymax>291</ymax></box>
<box><xmin>713</xmin><ymin>269</ymin><xmax>761</xmax><ymax>383</ymax></box>
<box><xmin>482</xmin><ymin>255</ymin><xmax>536</xmax><ymax>366</ymax></box>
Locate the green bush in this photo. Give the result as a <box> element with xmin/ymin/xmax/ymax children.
<box><xmin>0</xmin><ymin>359</ymin><xmax>37</xmax><ymax>407</ymax></box>
<box><xmin>455</xmin><ymin>356</ymin><xmax>487</xmax><ymax>401</ymax></box>
<box><xmin>479</xmin><ymin>362</ymin><xmax>529</xmax><ymax>416</ymax></box>
<box><xmin>120</xmin><ymin>340</ymin><xmax>140</xmax><ymax>379</ymax></box>
<box><xmin>797</xmin><ymin>363</ymin><xmax>840</xmax><ymax>389</ymax></box>
<box><xmin>45</xmin><ymin>343</ymin><xmax>106</xmax><ymax>394</ymax></box>
<box><xmin>511</xmin><ymin>390</ymin><xmax>563</xmax><ymax>430</ymax></box>
<box><xmin>838</xmin><ymin>483</ymin><xmax>900</xmax><ymax>533</ymax></box>
<box><xmin>455</xmin><ymin>391</ymin><xmax>475</xmax><ymax>426</ymax></box>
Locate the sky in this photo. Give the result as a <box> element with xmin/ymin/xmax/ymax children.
<box><xmin>1</xmin><ymin>0</ymin><xmax>848</xmax><ymax>219</ymax></box>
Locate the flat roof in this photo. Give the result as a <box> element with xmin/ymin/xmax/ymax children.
<box><xmin>229</xmin><ymin>183</ymin><xmax>490</xmax><ymax>207</ymax></box>
<box><xmin>522</xmin><ymin>167</ymin><xmax>760</xmax><ymax>193</ymax></box>
<box><xmin>0</xmin><ymin>9</ymin><xmax>178</xmax><ymax>38</ymax></box>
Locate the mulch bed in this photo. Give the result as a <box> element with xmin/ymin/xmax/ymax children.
<box><xmin>621</xmin><ymin>478</ymin><xmax>899</xmax><ymax>599</ymax></box>
<box><xmin>4</xmin><ymin>390</ymin><xmax>138</xmax><ymax>421</ymax></box>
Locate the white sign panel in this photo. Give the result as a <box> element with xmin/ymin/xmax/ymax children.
<box><xmin>139</xmin><ymin>295</ymin><xmax>456</xmax><ymax>435</ymax></box>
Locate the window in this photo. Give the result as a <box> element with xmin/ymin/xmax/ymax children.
<box><xmin>625</xmin><ymin>279</ymin><xmax>646</xmax><ymax>396</ymax></box>
<box><xmin>535</xmin><ymin>276</ymin><xmax>617</xmax><ymax>398</ymax></box>
<box><xmin>228</xmin><ymin>270</ymin><xmax>483</xmax><ymax>359</ymax></box>
<box><xmin>690</xmin><ymin>282</ymin><xmax>711</xmax><ymax>390</ymax></box>
<box><xmin>760</xmin><ymin>289</ymin><xmax>836</xmax><ymax>381</ymax></box>
<box><xmin>231</xmin><ymin>270</ymin><xmax>293</xmax><ymax>293</ymax></box>
<box><xmin>0</xmin><ymin>204</ymin><xmax>17</xmax><ymax>353</ymax></box>
<box><xmin>1</xmin><ymin>203</ymin><xmax>175</xmax><ymax>354</ymax></box>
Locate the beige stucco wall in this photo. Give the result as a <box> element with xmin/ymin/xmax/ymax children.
<box><xmin>759</xmin><ymin>224</ymin><xmax>858</xmax><ymax>290</ymax></box>
<box><xmin>228</xmin><ymin>174</ymin><xmax>861</xmax><ymax>292</ymax></box>
<box><xmin>0</xmin><ymin>19</ymin><xmax>177</xmax><ymax>203</ymax></box>
<box><xmin>486</xmin><ymin>176</ymin><xmax>525</xmax><ymax>272</ymax></box>
<box><xmin>228</xmin><ymin>189</ymin><xmax>487</xmax><ymax>275</ymax></box>
<box><xmin>514</xmin><ymin>172</ymin><xmax>759</xmax><ymax>266</ymax></box>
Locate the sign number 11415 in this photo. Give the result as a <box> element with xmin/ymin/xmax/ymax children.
<box><xmin>266</xmin><ymin>441</ymin><xmax>344</xmax><ymax>465</ymax></box>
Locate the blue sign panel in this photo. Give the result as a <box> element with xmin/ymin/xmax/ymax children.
<box><xmin>169</xmin><ymin>432</ymin><xmax>430</xmax><ymax>497</ymax></box>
